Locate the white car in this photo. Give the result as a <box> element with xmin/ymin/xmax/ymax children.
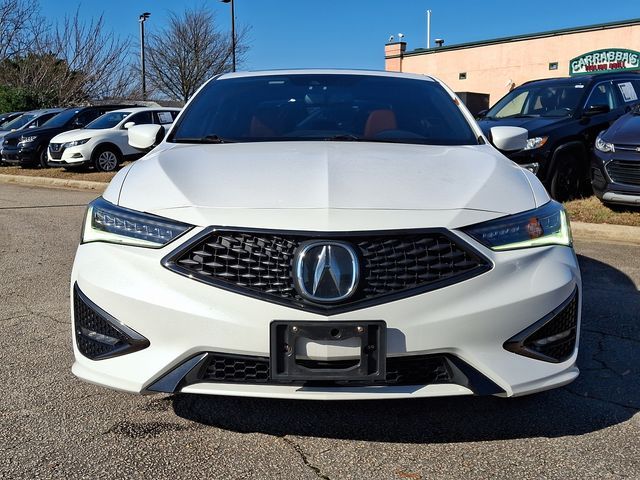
<box><xmin>48</xmin><ymin>107</ymin><xmax>180</xmax><ymax>171</ymax></box>
<box><xmin>71</xmin><ymin>70</ymin><xmax>581</xmax><ymax>400</ymax></box>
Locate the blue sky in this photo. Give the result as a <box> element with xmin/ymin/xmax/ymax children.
<box><xmin>41</xmin><ymin>1</ymin><xmax>640</xmax><ymax>71</ymax></box>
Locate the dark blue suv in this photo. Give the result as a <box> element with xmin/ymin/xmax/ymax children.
<box><xmin>477</xmin><ymin>72</ymin><xmax>640</xmax><ymax>201</ymax></box>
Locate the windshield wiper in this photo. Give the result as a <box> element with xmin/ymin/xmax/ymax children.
<box><xmin>174</xmin><ymin>134</ymin><xmax>237</xmax><ymax>144</ymax></box>
<box><xmin>324</xmin><ymin>134</ymin><xmax>362</xmax><ymax>141</ymax></box>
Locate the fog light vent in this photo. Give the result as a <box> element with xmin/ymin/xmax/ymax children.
<box><xmin>73</xmin><ymin>284</ymin><xmax>149</xmax><ymax>360</ymax></box>
<box><xmin>504</xmin><ymin>288</ymin><xmax>579</xmax><ymax>363</ymax></box>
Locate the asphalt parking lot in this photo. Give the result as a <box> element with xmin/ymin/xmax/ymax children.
<box><xmin>0</xmin><ymin>183</ymin><xmax>638</xmax><ymax>479</ymax></box>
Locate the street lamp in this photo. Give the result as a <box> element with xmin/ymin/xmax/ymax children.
<box><xmin>220</xmin><ymin>0</ymin><xmax>236</xmax><ymax>72</ymax></box>
<box><xmin>139</xmin><ymin>12</ymin><xmax>151</xmax><ymax>100</ymax></box>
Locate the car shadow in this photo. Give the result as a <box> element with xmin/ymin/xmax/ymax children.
<box><xmin>171</xmin><ymin>254</ymin><xmax>639</xmax><ymax>443</ymax></box>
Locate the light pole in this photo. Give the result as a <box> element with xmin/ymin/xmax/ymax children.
<box><xmin>139</xmin><ymin>12</ymin><xmax>151</xmax><ymax>100</ymax></box>
<box><xmin>220</xmin><ymin>0</ymin><xmax>236</xmax><ymax>72</ymax></box>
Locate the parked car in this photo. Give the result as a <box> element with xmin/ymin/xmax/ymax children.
<box><xmin>47</xmin><ymin>107</ymin><xmax>180</xmax><ymax>171</ymax></box>
<box><xmin>591</xmin><ymin>108</ymin><xmax>640</xmax><ymax>207</ymax></box>
<box><xmin>477</xmin><ymin>72</ymin><xmax>640</xmax><ymax>201</ymax></box>
<box><xmin>0</xmin><ymin>108</ymin><xmax>64</xmax><ymax>144</ymax></box>
<box><xmin>0</xmin><ymin>111</ymin><xmax>24</xmax><ymax>128</ymax></box>
<box><xmin>1</xmin><ymin>105</ymin><xmax>137</xmax><ymax>168</ymax></box>
<box><xmin>72</xmin><ymin>70</ymin><xmax>581</xmax><ymax>401</ymax></box>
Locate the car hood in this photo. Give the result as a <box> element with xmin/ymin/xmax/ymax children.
<box><xmin>478</xmin><ymin>116</ymin><xmax>567</xmax><ymax>136</ymax></box>
<box><xmin>3</xmin><ymin>126</ymin><xmax>65</xmax><ymax>141</ymax></box>
<box><xmin>602</xmin><ymin>112</ymin><xmax>640</xmax><ymax>144</ymax></box>
<box><xmin>111</xmin><ymin>142</ymin><xmax>540</xmax><ymax>230</ymax></box>
<box><xmin>51</xmin><ymin>128</ymin><xmax>109</xmax><ymax>143</ymax></box>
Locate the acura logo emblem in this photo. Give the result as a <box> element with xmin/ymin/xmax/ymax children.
<box><xmin>293</xmin><ymin>241</ymin><xmax>359</xmax><ymax>303</ymax></box>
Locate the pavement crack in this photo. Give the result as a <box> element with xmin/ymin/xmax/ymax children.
<box><xmin>583</xmin><ymin>327</ymin><xmax>640</xmax><ymax>344</ymax></box>
<box><xmin>563</xmin><ymin>387</ymin><xmax>639</xmax><ymax>411</ymax></box>
<box><xmin>281</xmin><ymin>436</ymin><xmax>331</xmax><ymax>480</ymax></box>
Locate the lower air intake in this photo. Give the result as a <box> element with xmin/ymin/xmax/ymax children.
<box><xmin>504</xmin><ymin>288</ymin><xmax>579</xmax><ymax>363</ymax></box>
<box><xmin>73</xmin><ymin>284</ymin><xmax>149</xmax><ymax>360</ymax></box>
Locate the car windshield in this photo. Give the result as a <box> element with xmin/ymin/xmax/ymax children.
<box><xmin>42</xmin><ymin>109</ymin><xmax>79</xmax><ymax>128</ymax></box>
<box><xmin>170</xmin><ymin>74</ymin><xmax>479</xmax><ymax>145</ymax></box>
<box><xmin>1</xmin><ymin>113</ymin><xmax>37</xmax><ymax>130</ymax></box>
<box><xmin>486</xmin><ymin>83</ymin><xmax>585</xmax><ymax>119</ymax></box>
<box><xmin>85</xmin><ymin>111</ymin><xmax>131</xmax><ymax>129</ymax></box>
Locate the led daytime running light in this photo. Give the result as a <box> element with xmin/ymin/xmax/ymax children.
<box><xmin>82</xmin><ymin>197</ymin><xmax>192</xmax><ymax>248</ymax></box>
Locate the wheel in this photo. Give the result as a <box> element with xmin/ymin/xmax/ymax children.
<box><xmin>38</xmin><ymin>147</ymin><xmax>49</xmax><ymax>168</ymax></box>
<box><xmin>92</xmin><ymin>147</ymin><xmax>121</xmax><ymax>172</ymax></box>
<box><xmin>549</xmin><ymin>155</ymin><xmax>581</xmax><ymax>202</ymax></box>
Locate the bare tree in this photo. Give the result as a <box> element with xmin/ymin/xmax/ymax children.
<box><xmin>0</xmin><ymin>0</ymin><xmax>40</xmax><ymax>59</ymax></box>
<box><xmin>144</xmin><ymin>6</ymin><xmax>248</xmax><ymax>102</ymax></box>
<box><xmin>0</xmin><ymin>5</ymin><xmax>132</xmax><ymax>106</ymax></box>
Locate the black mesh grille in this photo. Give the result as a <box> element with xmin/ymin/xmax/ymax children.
<box><xmin>166</xmin><ymin>229</ymin><xmax>490</xmax><ymax>313</ymax></box>
<box><xmin>524</xmin><ymin>291</ymin><xmax>579</xmax><ymax>362</ymax></box>
<box><xmin>606</xmin><ymin>160</ymin><xmax>640</xmax><ymax>186</ymax></box>
<box><xmin>73</xmin><ymin>286</ymin><xmax>149</xmax><ymax>360</ymax></box>
<box><xmin>197</xmin><ymin>353</ymin><xmax>452</xmax><ymax>386</ymax></box>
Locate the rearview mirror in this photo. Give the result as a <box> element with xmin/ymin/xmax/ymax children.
<box><xmin>128</xmin><ymin>124</ymin><xmax>164</xmax><ymax>150</ymax></box>
<box><xmin>584</xmin><ymin>104</ymin><xmax>610</xmax><ymax>116</ymax></box>
<box><xmin>490</xmin><ymin>126</ymin><xmax>528</xmax><ymax>151</ymax></box>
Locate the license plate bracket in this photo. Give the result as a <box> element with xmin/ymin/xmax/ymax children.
<box><xmin>270</xmin><ymin>321</ymin><xmax>386</xmax><ymax>382</ymax></box>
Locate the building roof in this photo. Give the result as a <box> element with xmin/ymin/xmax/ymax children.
<box><xmin>389</xmin><ymin>18</ymin><xmax>640</xmax><ymax>58</ymax></box>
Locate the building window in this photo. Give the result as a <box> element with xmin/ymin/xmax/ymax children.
<box><xmin>549</xmin><ymin>62</ymin><xmax>558</xmax><ymax>71</ymax></box>
<box><xmin>459</xmin><ymin>72</ymin><xmax>467</xmax><ymax>80</ymax></box>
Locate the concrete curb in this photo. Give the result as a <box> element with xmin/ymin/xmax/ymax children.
<box><xmin>1</xmin><ymin>172</ymin><xmax>639</xmax><ymax>244</ymax></box>
<box><xmin>571</xmin><ymin>221</ymin><xmax>640</xmax><ymax>245</ymax></box>
<box><xmin>0</xmin><ymin>174</ymin><xmax>107</xmax><ymax>192</ymax></box>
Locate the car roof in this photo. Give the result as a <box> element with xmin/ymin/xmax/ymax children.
<box><xmin>22</xmin><ymin>108</ymin><xmax>65</xmax><ymax>115</ymax></box>
<box><xmin>105</xmin><ymin>107</ymin><xmax>181</xmax><ymax>115</ymax></box>
<box><xmin>218</xmin><ymin>69</ymin><xmax>436</xmax><ymax>82</ymax></box>
<box><xmin>519</xmin><ymin>71</ymin><xmax>640</xmax><ymax>88</ymax></box>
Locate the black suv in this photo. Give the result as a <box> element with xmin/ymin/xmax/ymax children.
<box><xmin>477</xmin><ymin>72</ymin><xmax>640</xmax><ymax>201</ymax></box>
<box><xmin>2</xmin><ymin>105</ymin><xmax>136</xmax><ymax>168</ymax></box>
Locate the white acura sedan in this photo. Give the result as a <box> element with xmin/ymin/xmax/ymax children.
<box><xmin>71</xmin><ymin>70</ymin><xmax>581</xmax><ymax>400</ymax></box>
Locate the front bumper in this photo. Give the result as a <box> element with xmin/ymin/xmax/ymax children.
<box><xmin>1</xmin><ymin>144</ymin><xmax>39</xmax><ymax>165</ymax></box>
<box><xmin>71</xmin><ymin>230</ymin><xmax>581</xmax><ymax>400</ymax></box>
<box><xmin>591</xmin><ymin>150</ymin><xmax>640</xmax><ymax>205</ymax></box>
<box><xmin>48</xmin><ymin>145</ymin><xmax>90</xmax><ymax>166</ymax></box>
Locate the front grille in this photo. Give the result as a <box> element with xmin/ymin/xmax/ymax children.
<box><xmin>49</xmin><ymin>143</ymin><xmax>64</xmax><ymax>159</ymax></box>
<box><xmin>606</xmin><ymin>160</ymin><xmax>640</xmax><ymax>186</ymax></box>
<box><xmin>505</xmin><ymin>288</ymin><xmax>579</xmax><ymax>363</ymax></box>
<box><xmin>165</xmin><ymin>228</ymin><xmax>490</xmax><ymax>313</ymax></box>
<box><xmin>73</xmin><ymin>285</ymin><xmax>149</xmax><ymax>360</ymax></box>
<box><xmin>196</xmin><ymin>353</ymin><xmax>452</xmax><ymax>386</ymax></box>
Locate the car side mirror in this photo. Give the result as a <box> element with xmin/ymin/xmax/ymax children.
<box><xmin>123</xmin><ymin>122</ymin><xmax>135</xmax><ymax>130</ymax></box>
<box><xmin>490</xmin><ymin>126</ymin><xmax>528</xmax><ymax>151</ymax></box>
<box><xmin>476</xmin><ymin>109</ymin><xmax>488</xmax><ymax>119</ymax></box>
<box><xmin>584</xmin><ymin>104</ymin><xmax>610</xmax><ymax>116</ymax></box>
<box><xmin>128</xmin><ymin>124</ymin><xmax>164</xmax><ymax>150</ymax></box>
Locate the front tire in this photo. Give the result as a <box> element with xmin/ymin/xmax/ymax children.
<box><xmin>549</xmin><ymin>155</ymin><xmax>581</xmax><ymax>202</ymax></box>
<box><xmin>93</xmin><ymin>146</ymin><xmax>121</xmax><ymax>172</ymax></box>
<box><xmin>38</xmin><ymin>147</ymin><xmax>49</xmax><ymax>168</ymax></box>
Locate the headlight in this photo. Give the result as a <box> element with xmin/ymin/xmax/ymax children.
<box><xmin>463</xmin><ymin>201</ymin><xmax>571</xmax><ymax>251</ymax></box>
<box><xmin>523</xmin><ymin>136</ymin><xmax>548</xmax><ymax>151</ymax></box>
<box><xmin>62</xmin><ymin>138</ymin><xmax>90</xmax><ymax>148</ymax></box>
<box><xmin>595</xmin><ymin>135</ymin><xmax>615</xmax><ymax>153</ymax></box>
<box><xmin>19</xmin><ymin>135</ymin><xmax>37</xmax><ymax>144</ymax></box>
<box><xmin>82</xmin><ymin>197</ymin><xmax>193</xmax><ymax>248</ymax></box>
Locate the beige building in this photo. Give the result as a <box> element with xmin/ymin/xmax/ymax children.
<box><xmin>385</xmin><ymin>18</ymin><xmax>640</xmax><ymax>106</ymax></box>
